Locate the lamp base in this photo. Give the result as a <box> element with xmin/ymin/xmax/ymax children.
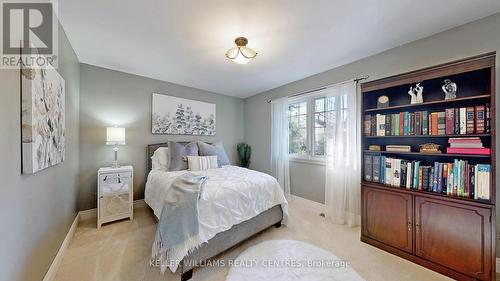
<box><xmin>111</xmin><ymin>146</ymin><xmax>120</xmax><ymax>168</ymax></box>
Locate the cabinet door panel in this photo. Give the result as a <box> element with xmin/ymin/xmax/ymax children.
<box><xmin>363</xmin><ymin>187</ymin><xmax>413</xmax><ymax>253</ymax></box>
<box><xmin>415</xmin><ymin>197</ymin><xmax>492</xmax><ymax>280</ymax></box>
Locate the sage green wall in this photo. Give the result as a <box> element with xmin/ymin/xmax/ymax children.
<box><xmin>0</xmin><ymin>27</ymin><xmax>80</xmax><ymax>281</ymax></box>
<box><xmin>244</xmin><ymin>12</ymin><xmax>500</xmax><ymax>245</ymax></box>
<box><xmin>78</xmin><ymin>64</ymin><xmax>245</xmax><ymax>211</ymax></box>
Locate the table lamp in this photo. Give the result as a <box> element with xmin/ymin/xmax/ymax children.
<box><xmin>106</xmin><ymin>127</ymin><xmax>126</xmax><ymax>168</ymax></box>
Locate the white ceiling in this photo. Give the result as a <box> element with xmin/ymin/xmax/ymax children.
<box><xmin>59</xmin><ymin>0</ymin><xmax>500</xmax><ymax>98</ymax></box>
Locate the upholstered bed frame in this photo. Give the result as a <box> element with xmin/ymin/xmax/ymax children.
<box><xmin>146</xmin><ymin>143</ymin><xmax>284</xmax><ymax>281</ymax></box>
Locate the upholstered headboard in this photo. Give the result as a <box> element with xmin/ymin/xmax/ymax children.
<box><xmin>147</xmin><ymin>141</ymin><xmax>212</xmax><ymax>172</ymax></box>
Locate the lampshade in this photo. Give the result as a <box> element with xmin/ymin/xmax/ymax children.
<box><xmin>106</xmin><ymin>127</ymin><xmax>126</xmax><ymax>145</ymax></box>
<box><xmin>225</xmin><ymin>37</ymin><xmax>257</xmax><ymax>64</ymax></box>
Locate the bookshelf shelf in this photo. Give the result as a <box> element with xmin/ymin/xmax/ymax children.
<box><xmin>363</xmin><ymin>150</ymin><xmax>491</xmax><ymax>158</ymax></box>
<box><xmin>364</xmin><ymin>133</ymin><xmax>491</xmax><ymax>138</ymax></box>
<box><xmin>362</xmin><ymin>181</ymin><xmax>492</xmax><ymax>206</ymax></box>
<box><xmin>360</xmin><ymin>53</ymin><xmax>495</xmax><ymax>281</ymax></box>
<box><xmin>364</xmin><ymin>94</ymin><xmax>490</xmax><ymax>113</ymax></box>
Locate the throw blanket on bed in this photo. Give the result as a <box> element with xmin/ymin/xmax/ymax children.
<box><xmin>146</xmin><ymin>166</ymin><xmax>289</xmax><ymax>273</ymax></box>
<box><xmin>152</xmin><ymin>173</ymin><xmax>207</xmax><ymax>273</ymax></box>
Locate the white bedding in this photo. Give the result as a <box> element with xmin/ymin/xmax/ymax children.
<box><xmin>145</xmin><ymin>165</ymin><xmax>288</xmax><ymax>273</ymax></box>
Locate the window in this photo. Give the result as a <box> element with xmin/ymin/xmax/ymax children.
<box><xmin>288</xmin><ymin>101</ymin><xmax>308</xmax><ymax>155</ymax></box>
<box><xmin>288</xmin><ymin>94</ymin><xmax>348</xmax><ymax>160</ymax></box>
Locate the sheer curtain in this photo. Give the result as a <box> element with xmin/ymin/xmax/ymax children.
<box><xmin>271</xmin><ymin>97</ymin><xmax>291</xmax><ymax>198</ymax></box>
<box><xmin>324</xmin><ymin>81</ymin><xmax>361</xmax><ymax>227</ymax></box>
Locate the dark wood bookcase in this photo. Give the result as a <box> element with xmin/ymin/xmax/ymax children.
<box><xmin>360</xmin><ymin>53</ymin><xmax>496</xmax><ymax>281</ymax></box>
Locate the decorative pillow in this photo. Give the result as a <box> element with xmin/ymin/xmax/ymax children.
<box><xmin>187</xmin><ymin>156</ymin><xmax>218</xmax><ymax>171</ymax></box>
<box><xmin>168</xmin><ymin>141</ymin><xmax>199</xmax><ymax>171</ymax></box>
<box><xmin>151</xmin><ymin>147</ymin><xmax>169</xmax><ymax>171</ymax></box>
<box><xmin>197</xmin><ymin>141</ymin><xmax>230</xmax><ymax>167</ymax></box>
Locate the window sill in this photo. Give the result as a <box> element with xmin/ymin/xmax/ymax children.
<box><xmin>289</xmin><ymin>157</ymin><xmax>326</xmax><ymax>166</ymax></box>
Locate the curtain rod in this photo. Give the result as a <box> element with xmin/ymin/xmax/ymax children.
<box><xmin>266</xmin><ymin>75</ymin><xmax>369</xmax><ymax>103</ymax></box>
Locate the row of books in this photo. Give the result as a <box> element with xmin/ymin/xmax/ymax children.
<box><xmin>364</xmin><ymin>104</ymin><xmax>491</xmax><ymax>136</ymax></box>
<box><xmin>364</xmin><ymin>155</ymin><xmax>491</xmax><ymax>200</ymax></box>
<box><xmin>447</xmin><ymin>137</ymin><xmax>490</xmax><ymax>155</ymax></box>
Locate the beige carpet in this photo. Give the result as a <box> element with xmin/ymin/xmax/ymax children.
<box><xmin>54</xmin><ymin>198</ymin><xmax>451</xmax><ymax>281</ymax></box>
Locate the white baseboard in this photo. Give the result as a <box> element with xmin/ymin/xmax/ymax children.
<box><xmin>290</xmin><ymin>195</ymin><xmax>326</xmax><ymax>215</ymax></box>
<box><xmin>42</xmin><ymin>212</ymin><xmax>79</xmax><ymax>281</ymax></box>
<box><xmin>42</xmin><ymin>199</ymin><xmax>147</xmax><ymax>281</ymax></box>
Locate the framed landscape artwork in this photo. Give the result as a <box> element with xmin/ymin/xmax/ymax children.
<box><xmin>21</xmin><ymin>65</ymin><xmax>66</xmax><ymax>174</ymax></box>
<box><xmin>152</xmin><ymin>93</ymin><xmax>216</xmax><ymax>135</ymax></box>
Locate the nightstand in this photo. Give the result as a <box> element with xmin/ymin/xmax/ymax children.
<box><xmin>97</xmin><ymin>166</ymin><xmax>133</xmax><ymax>229</ymax></box>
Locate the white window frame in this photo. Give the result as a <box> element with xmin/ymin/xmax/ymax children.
<box><xmin>288</xmin><ymin>93</ymin><xmax>330</xmax><ymax>165</ymax></box>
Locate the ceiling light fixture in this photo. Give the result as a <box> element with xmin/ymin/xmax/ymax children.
<box><xmin>225</xmin><ymin>37</ymin><xmax>257</xmax><ymax>64</ymax></box>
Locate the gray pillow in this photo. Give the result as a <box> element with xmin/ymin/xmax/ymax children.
<box><xmin>197</xmin><ymin>141</ymin><xmax>230</xmax><ymax>167</ymax></box>
<box><xmin>168</xmin><ymin>141</ymin><xmax>199</xmax><ymax>171</ymax></box>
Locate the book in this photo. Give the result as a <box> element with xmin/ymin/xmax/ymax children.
<box><xmin>448</xmin><ymin>137</ymin><xmax>481</xmax><ymax>143</ymax></box>
<box><xmin>394</xmin><ymin>113</ymin><xmax>400</xmax><ymax>136</ymax></box>
<box><xmin>406</xmin><ymin>161</ymin><xmax>413</xmax><ymax>189</ymax></box>
<box><xmin>403</xmin><ymin>112</ymin><xmax>409</xmax><ymax>135</ymax></box>
<box><xmin>380</xmin><ymin>156</ymin><xmax>386</xmax><ymax>184</ymax></box>
<box><xmin>409</xmin><ymin>113</ymin><xmax>415</xmax><ymax>135</ymax></box>
<box><xmin>386</xmin><ymin>145</ymin><xmax>411</xmax><ymax>152</ymax></box>
<box><xmin>454</xmin><ymin>108</ymin><xmax>460</xmax><ymax>134</ymax></box>
<box><xmin>466</xmin><ymin>107</ymin><xmax>475</xmax><ymax>134</ymax></box>
<box><xmin>400</xmin><ymin>160</ymin><xmax>408</xmax><ymax>188</ymax></box>
<box><xmin>364</xmin><ymin>155</ymin><xmax>373</xmax><ymax>181</ymax></box>
<box><xmin>446</xmin><ymin>148</ymin><xmax>491</xmax><ymax>155</ymax></box>
<box><xmin>437</xmin><ymin>111</ymin><xmax>446</xmax><ymax>135</ymax></box>
<box><xmin>431</xmin><ymin>112</ymin><xmax>438</xmax><ymax>135</ymax></box>
<box><xmin>372</xmin><ymin>156</ymin><xmax>380</xmax><ymax>183</ymax></box>
<box><xmin>385</xmin><ymin>114</ymin><xmax>392</xmax><ymax>136</ymax></box>
<box><xmin>418</xmin><ymin>166</ymin><xmax>423</xmax><ymax>191</ymax></box>
<box><xmin>385</xmin><ymin>158</ymin><xmax>392</xmax><ymax>186</ymax></box>
<box><xmin>422</xmin><ymin>111</ymin><xmax>429</xmax><ymax>135</ymax></box>
<box><xmin>442</xmin><ymin>163</ymin><xmax>448</xmax><ymax>194</ymax></box>
<box><xmin>445</xmin><ymin>108</ymin><xmax>454</xmax><ymax>135</ymax></box>
<box><xmin>449</xmin><ymin>143</ymin><xmax>483</xmax><ymax>148</ymax></box>
<box><xmin>421</xmin><ymin>166</ymin><xmax>430</xmax><ymax>191</ymax></box>
<box><xmin>437</xmin><ymin>163</ymin><xmax>443</xmax><ymax>193</ymax></box>
<box><xmin>486</xmin><ymin>103</ymin><xmax>491</xmax><ymax>133</ymax></box>
<box><xmin>415</xmin><ymin>111</ymin><xmax>421</xmax><ymax>135</ymax></box>
<box><xmin>459</xmin><ymin>108</ymin><xmax>466</xmax><ymax>134</ymax></box>
<box><xmin>371</xmin><ymin>115</ymin><xmax>377</xmax><ymax>136</ymax></box>
<box><xmin>393</xmin><ymin>159</ymin><xmax>401</xmax><ymax>187</ymax></box>
<box><xmin>413</xmin><ymin>161</ymin><xmax>420</xmax><ymax>189</ymax></box>
<box><xmin>399</xmin><ymin>112</ymin><xmax>404</xmax><ymax>136</ymax></box>
<box><xmin>376</xmin><ymin>114</ymin><xmax>385</xmax><ymax>136</ymax></box>
<box><xmin>432</xmin><ymin>162</ymin><xmax>439</xmax><ymax>192</ymax></box>
<box><xmin>364</xmin><ymin>115</ymin><xmax>372</xmax><ymax>136</ymax></box>
<box><xmin>475</xmin><ymin>105</ymin><xmax>485</xmax><ymax>134</ymax></box>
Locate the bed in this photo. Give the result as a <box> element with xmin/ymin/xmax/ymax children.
<box><xmin>145</xmin><ymin>143</ymin><xmax>288</xmax><ymax>281</ymax></box>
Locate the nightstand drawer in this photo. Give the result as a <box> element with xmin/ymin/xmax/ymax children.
<box><xmin>100</xmin><ymin>193</ymin><xmax>130</xmax><ymax>218</ymax></box>
<box><xmin>99</xmin><ymin>172</ymin><xmax>132</xmax><ymax>195</ymax></box>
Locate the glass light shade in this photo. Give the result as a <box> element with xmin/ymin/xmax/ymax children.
<box><xmin>226</xmin><ymin>46</ymin><xmax>257</xmax><ymax>64</ymax></box>
<box><xmin>106</xmin><ymin>127</ymin><xmax>126</xmax><ymax>145</ymax></box>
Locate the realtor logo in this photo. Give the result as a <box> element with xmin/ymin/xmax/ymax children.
<box><xmin>1</xmin><ymin>0</ymin><xmax>58</xmax><ymax>68</ymax></box>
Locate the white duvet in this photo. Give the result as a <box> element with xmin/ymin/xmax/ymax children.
<box><xmin>145</xmin><ymin>165</ymin><xmax>288</xmax><ymax>273</ymax></box>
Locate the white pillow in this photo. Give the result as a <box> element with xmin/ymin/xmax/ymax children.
<box><xmin>187</xmin><ymin>156</ymin><xmax>218</xmax><ymax>171</ymax></box>
<box><xmin>151</xmin><ymin>147</ymin><xmax>170</xmax><ymax>171</ymax></box>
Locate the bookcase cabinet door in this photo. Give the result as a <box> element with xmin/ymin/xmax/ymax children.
<box><xmin>362</xmin><ymin>186</ymin><xmax>413</xmax><ymax>253</ymax></box>
<box><xmin>415</xmin><ymin>196</ymin><xmax>492</xmax><ymax>280</ymax></box>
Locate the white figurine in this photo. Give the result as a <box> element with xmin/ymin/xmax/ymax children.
<box><xmin>408</xmin><ymin>87</ymin><xmax>417</xmax><ymax>104</ymax></box>
<box><xmin>408</xmin><ymin>83</ymin><xmax>424</xmax><ymax>104</ymax></box>
<box><xmin>442</xmin><ymin>79</ymin><xmax>457</xmax><ymax>100</ymax></box>
<box><xmin>415</xmin><ymin>83</ymin><xmax>424</xmax><ymax>103</ymax></box>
